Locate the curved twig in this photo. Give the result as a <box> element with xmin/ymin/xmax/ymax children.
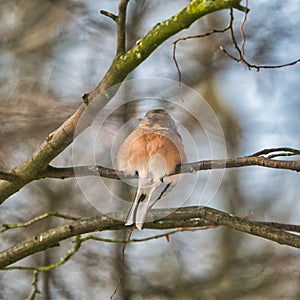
<box><xmin>219</xmin><ymin>6</ymin><xmax>300</xmax><ymax>71</ymax></box>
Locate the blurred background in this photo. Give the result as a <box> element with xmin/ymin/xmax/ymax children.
<box><xmin>0</xmin><ymin>0</ymin><xmax>299</xmax><ymax>299</ymax></box>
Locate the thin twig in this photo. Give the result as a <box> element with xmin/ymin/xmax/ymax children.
<box><xmin>110</xmin><ymin>229</ymin><xmax>133</xmax><ymax>300</ymax></box>
<box><xmin>80</xmin><ymin>227</ymin><xmax>208</xmax><ymax>244</ymax></box>
<box><xmin>26</xmin><ymin>270</ymin><xmax>40</xmax><ymax>300</ymax></box>
<box><xmin>172</xmin><ymin>41</ymin><xmax>182</xmax><ymax>84</ymax></box>
<box><xmin>172</xmin><ymin>10</ymin><xmax>233</xmax><ymax>83</ymax></box>
<box><xmin>240</xmin><ymin>0</ymin><xmax>248</xmax><ymax>56</ymax></box>
<box><xmin>228</xmin><ymin>8</ymin><xmax>248</xmax><ymax>69</ymax></box>
<box><xmin>220</xmin><ymin>46</ymin><xmax>300</xmax><ymax>71</ymax></box>
<box><xmin>5</xmin><ymin>236</ymin><xmax>82</xmax><ymax>272</ymax></box>
<box><xmin>100</xmin><ymin>10</ymin><xmax>118</xmax><ymax>22</ymax></box>
<box><xmin>149</xmin><ymin>183</ymin><xmax>171</xmax><ymax>210</ymax></box>
<box><xmin>250</xmin><ymin>147</ymin><xmax>300</xmax><ymax>157</ymax></box>
<box><xmin>1</xmin><ymin>212</ymin><xmax>81</xmax><ymax>233</ymax></box>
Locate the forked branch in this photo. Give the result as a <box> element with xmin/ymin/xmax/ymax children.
<box><xmin>0</xmin><ymin>0</ymin><xmax>247</xmax><ymax>205</ymax></box>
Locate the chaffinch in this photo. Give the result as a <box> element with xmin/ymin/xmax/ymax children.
<box><xmin>116</xmin><ymin>109</ymin><xmax>187</xmax><ymax>230</ymax></box>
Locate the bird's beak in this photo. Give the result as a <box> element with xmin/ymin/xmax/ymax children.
<box><xmin>139</xmin><ymin>117</ymin><xmax>150</xmax><ymax>126</ymax></box>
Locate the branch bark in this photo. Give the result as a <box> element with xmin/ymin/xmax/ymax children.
<box><xmin>0</xmin><ymin>206</ymin><xmax>299</xmax><ymax>269</ymax></box>
<box><xmin>117</xmin><ymin>0</ymin><xmax>129</xmax><ymax>54</ymax></box>
<box><xmin>30</xmin><ymin>148</ymin><xmax>300</xmax><ymax>180</ymax></box>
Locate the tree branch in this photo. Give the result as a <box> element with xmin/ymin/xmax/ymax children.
<box><xmin>117</xmin><ymin>0</ymin><xmax>129</xmax><ymax>54</ymax></box>
<box><xmin>1</xmin><ymin>212</ymin><xmax>81</xmax><ymax>233</ymax></box>
<box><xmin>100</xmin><ymin>0</ymin><xmax>129</xmax><ymax>54</ymax></box>
<box><xmin>0</xmin><ymin>0</ymin><xmax>246</xmax><ymax>205</ymax></box>
<box><xmin>0</xmin><ymin>206</ymin><xmax>299</xmax><ymax>269</ymax></box>
<box><xmin>36</xmin><ymin>148</ymin><xmax>300</xmax><ymax>180</ymax></box>
<box><xmin>100</xmin><ymin>10</ymin><xmax>118</xmax><ymax>22</ymax></box>
<box><xmin>0</xmin><ymin>170</ymin><xmax>19</xmax><ymax>182</ymax></box>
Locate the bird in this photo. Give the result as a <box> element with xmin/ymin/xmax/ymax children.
<box><xmin>116</xmin><ymin>109</ymin><xmax>187</xmax><ymax>230</ymax></box>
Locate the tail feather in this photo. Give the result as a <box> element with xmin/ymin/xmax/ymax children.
<box><xmin>125</xmin><ymin>186</ymin><xmax>156</xmax><ymax>230</ymax></box>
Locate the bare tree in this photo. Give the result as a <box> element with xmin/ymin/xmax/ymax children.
<box><xmin>0</xmin><ymin>1</ymin><xmax>300</xmax><ymax>299</ymax></box>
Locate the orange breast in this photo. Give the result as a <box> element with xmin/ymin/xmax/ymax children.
<box><xmin>128</xmin><ymin>131</ymin><xmax>185</xmax><ymax>175</ymax></box>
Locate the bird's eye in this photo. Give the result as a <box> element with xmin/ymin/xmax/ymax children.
<box><xmin>152</xmin><ymin>117</ymin><xmax>159</xmax><ymax>122</ymax></box>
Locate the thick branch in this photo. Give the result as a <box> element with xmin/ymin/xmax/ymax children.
<box><xmin>0</xmin><ymin>206</ymin><xmax>299</xmax><ymax>268</ymax></box>
<box><xmin>0</xmin><ymin>0</ymin><xmax>245</xmax><ymax>205</ymax></box>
